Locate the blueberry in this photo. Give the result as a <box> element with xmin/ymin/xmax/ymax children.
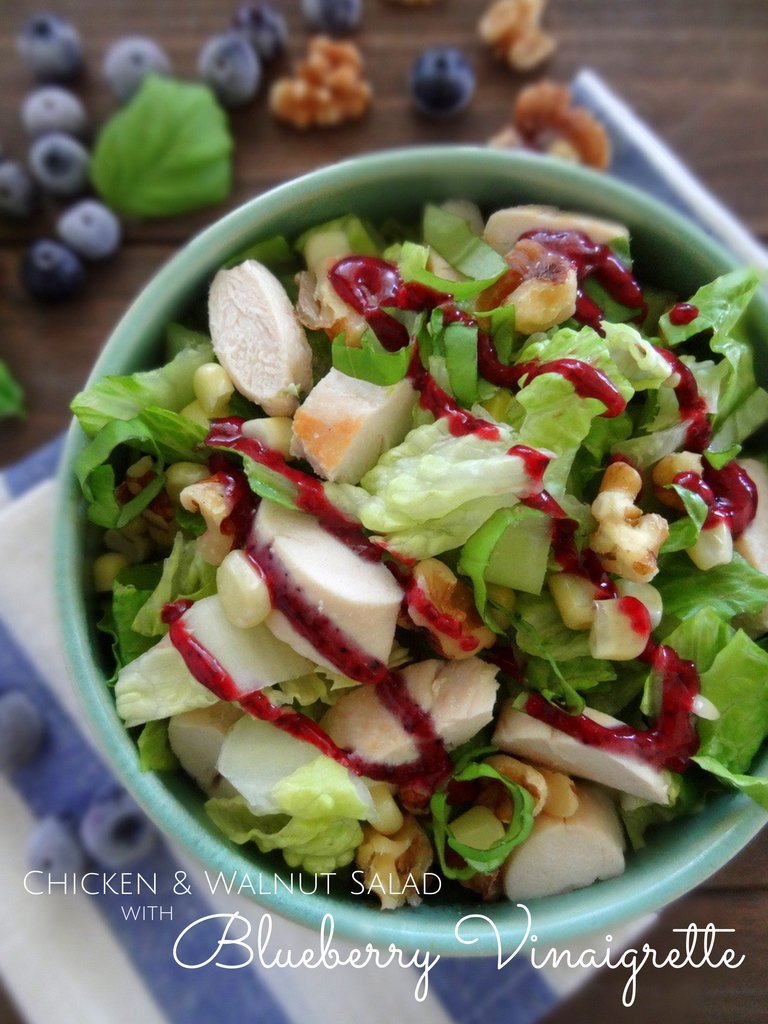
<box><xmin>410</xmin><ymin>46</ymin><xmax>476</xmax><ymax>118</ymax></box>
<box><xmin>57</xmin><ymin>200</ymin><xmax>121</xmax><ymax>261</ymax></box>
<box><xmin>22</xmin><ymin>86</ymin><xmax>88</xmax><ymax>138</ymax></box>
<box><xmin>20</xmin><ymin>239</ymin><xmax>86</xmax><ymax>303</ymax></box>
<box><xmin>0</xmin><ymin>161</ymin><xmax>38</xmax><ymax>219</ymax></box>
<box><xmin>28</xmin><ymin>816</ymin><xmax>85</xmax><ymax>880</ymax></box>
<box><xmin>232</xmin><ymin>3</ymin><xmax>288</xmax><ymax>62</ymax></box>
<box><xmin>198</xmin><ymin>32</ymin><xmax>262</xmax><ymax>108</ymax></box>
<box><xmin>16</xmin><ymin>12</ymin><xmax>84</xmax><ymax>82</ymax></box>
<box><xmin>79</xmin><ymin>791</ymin><xmax>157</xmax><ymax>867</ymax></box>
<box><xmin>0</xmin><ymin>691</ymin><xmax>45</xmax><ymax>773</ymax></box>
<box><xmin>103</xmin><ymin>37</ymin><xmax>172</xmax><ymax>102</ymax></box>
<box><xmin>28</xmin><ymin>132</ymin><xmax>90</xmax><ymax>197</ymax></box>
<box><xmin>301</xmin><ymin>0</ymin><xmax>362</xmax><ymax>35</ymax></box>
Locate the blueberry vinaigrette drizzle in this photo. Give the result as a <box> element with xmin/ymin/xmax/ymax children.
<box><xmin>674</xmin><ymin>461</ymin><xmax>757</xmax><ymax>536</ymax></box>
<box><xmin>518</xmin><ymin>228</ymin><xmax>648</xmax><ymax>332</ymax></box>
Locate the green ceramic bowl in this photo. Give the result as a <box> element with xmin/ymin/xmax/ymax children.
<box><xmin>56</xmin><ymin>147</ymin><xmax>768</xmax><ymax>955</ymax></box>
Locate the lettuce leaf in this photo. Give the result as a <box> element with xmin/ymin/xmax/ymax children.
<box><xmin>691</xmin><ymin>756</ymin><xmax>768</xmax><ymax>809</ymax></box>
<box><xmin>661</xmin><ymin>483</ymin><xmax>710</xmax><ymax>554</ymax></box>
<box><xmin>430</xmin><ymin>758</ymin><xmax>535</xmax><ymax>880</ymax></box>
<box><xmin>74</xmin><ymin>409</ymin><xmax>206</xmax><ymax>529</ymax></box>
<box><xmin>397</xmin><ymin>241</ymin><xmax>502</xmax><ymax>300</ymax></box>
<box><xmin>351</xmin><ymin>418</ymin><xmax>535</xmax><ymax>558</ymax></box>
<box><xmin>620</xmin><ymin>775</ymin><xmax>704</xmax><ymax>850</ymax></box>
<box><xmin>515</xmin><ymin>592</ymin><xmax>592</xmax><ymax>661</ymax></box>
<box><xmin>459</xmin><ymin>505</ymin><xmax>551</xmax><ymax>627</ymax></box>
<box><xmin>656</xmin><ymin>552</ymin><xmax>768</xmax><ymax>624</ymax></box>
<box><xmin>97</xmin><ymin>562</ymin><xmax>163</xmax><ymax>680</ymax></box>
<box><xmin>137</xmin><ymin>719</ymin><xmax>179</xmax><ymax>773</ymax></box>
<box><xmin>422</xmin><ymin>204</ymin><xmax>507</xmax><ymax>280</ymax></box>
<box><xmin>206</xmin><ymin>795</ymin><xmax>363</xmax><ymax>874</ymax></box>
<box><xmin>659</xmin><ymin>268</ymin><xmax>760</xmax><ymax>347</ymax></box>
<box><xmin>273</xmin><ymin>756</ymin><xmax>372</xmax><ymax>819</ymax></box>
<box><xmin>695</xmin><ymin>629</ymin><xmax>768</xmax><ymax>774</ymax></box>
<box><xmin>131</xmin><ymin>533</ymin><xmax>217</xmax><ymax>637</ymax></box>
<box><xmin>331</xmin><ymin>328</ymin><xmax>411</xmax><ymax>386</ymax></box>
<box><xmin>71</xmin><ymin>338</ymin><xmax>212</xmax><ymax>436</ymax></box>
<box><xmin>115</xmin><ymin>639</ymin><xmax>218</xmax><ymax>727</ymax></box>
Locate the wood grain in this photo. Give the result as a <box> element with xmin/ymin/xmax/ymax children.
<box><xmin>1</xmin><ymin>2</ymin><xmax>767</xmax><ymax>1023</ymax></box>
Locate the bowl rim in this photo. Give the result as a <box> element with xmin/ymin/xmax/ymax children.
<box><xmin>56</xmin><ymin>145</ymin><xmax>768</xmax><ymax>956</ymax></box>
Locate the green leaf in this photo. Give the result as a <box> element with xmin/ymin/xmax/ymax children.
<box><xmin>352</xmin><ymin>418</ymin><xmax>535</xmax><ymax>559</ymax></box>
<box><xmin>695</xmin><ymin>630</ymin><xmax>768</xmax><ymax>775</ymax></box>
<box><xmin>131</xmin><ymin>533</ymin><xmax>217</xmax><ymax>637</ymax></box>
<box><xmin>620</xmin><ymin>775</ymin><xmax>704</xmax><ymax>849</ymax></box>
<box><xmin>430</xmin><ymin>761</ymin><xmax>535</xmax><ymax>879</ymax></box>
<box><xmin>0</xmin><ymin>359</ymin><xmax>24</xmax><ymax>419</ymax></box>
<box><xmin>134</xmin><ymin>407</ymin><xmax>208</xmax><ymax>463</ymax></box>
<box><xmin>656</xmin><ymin>552</ymin><xmax>768</xmax><ymax>624</ymax></box>
<box><xmin>91</xmin><ymin>75</ymin><xmax>233</xmax><ymax>218</ymax></box>
<box><xmin>137</xmin><ymin>719</ymin><xmax>180</xmax><ymax>772</ymax></box>
<box><xmin>205</xmin><ymin>795</ymin><xmax>363</xmax><ymax>874</ymax></box>
<box><xmin>423</xmin><ymin>204</ymin><xmax>507</xmax><ymax>280</ymax></box>
<box><xmin>75</xmin><ymin>420</ymin><xmax>166</xmax><ymax>528</ymax></box>
<box><xmin>459</xmin><ymin>505</ymin><xmax>551</xmax><ymax>628</ymax></box>
<box><xmin>515</xmin><ymin>592</ymin><xmax>593</xmax><ymax>662</ymax></box>
<box><xmin>661</xmin><ymin>483</ymin><xmax>710</xmax><ymax>553</ymax></box>
<box><xmin>71</xmin><ymin>338</ymin><xmax>213</xmax><ymax>436</ymax></box>
<box><xmin>97</xmin><ymin>562</ymin><xmax>163</xmax><ymax>680</ymax></box>
<box><xmin>331</xmin><ymin>330</ymin><xmax>410</xmax><ymax>386</ymax></box>
<box><xmin>443</xmin><ymin>322</ymin><xmax>479</xmax><ymax>406</ymax></box>
<box><xmin>659</xmin><ymin>268</ymin><xmax>760</xmax><ymax>347</ymax></box>
<box><xmin>397</xmin><ymin>241</ymin><xmax>501</xmax><ymax>300</ymax></box>
<box><xmin>692</xmin><ymin>756</ymin><xmax>768</xmax><ymax>810</ymax></box>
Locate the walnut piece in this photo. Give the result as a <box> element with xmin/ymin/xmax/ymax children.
<box><xmin>355</xmin><ymin>814</ymin><xmax>434</xmax><ymax>910</ymax></box>
<box><xmin>476</xmin><ymin>237</ymin><xmax>577</xmax><ymax>334</ymax></box>
<box><xmin>406</xmin><ymin>558</ymin><xmax>495</xmax><ymax>659</ymax></box>
<box><xmin>488</xmin><ymin>81</ymin><xmax>612</xmax><ymax>171</ymax></box>
<box><xmin>180</xmin><ymin>477</ymin><xmax>237</xmax><ymax>566</ymax></box>
<box><xmin>269</xmin><ymin>36</ymin><xmax>372</xmax><ymax>129</ymax></box>
<box><xmin>479</xmin><ymin>0</ymin><xmax>556</xmax><ymax>72</ymax></box>
<box><xmin>590</xmin><ymin>461</ymin><xmax>669</xmax><ymax>583</ymax></box>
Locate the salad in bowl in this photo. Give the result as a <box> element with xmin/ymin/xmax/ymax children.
<box><xmin>69</xmin><ymin>187</ymin><xmax>768</xmax><ymax>914</ymax></box>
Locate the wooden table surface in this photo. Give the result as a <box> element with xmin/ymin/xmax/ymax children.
<box><xmin>1</xmin><ymin>2</ymin><xmax>766</xmax><ymax>1022</ymax></box>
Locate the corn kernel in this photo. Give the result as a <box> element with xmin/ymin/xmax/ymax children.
<box><xmin>366</xmin><ymin>782</ymin><xmax>404</xmax><ymax>836</ymax></box>
<box><xmin>687</xmin><ymin>521</ymin><xmax>733</xmax><ymax>571</ymax></box>
<box><xmin>480</xmin><ymin>391</ymin><xmax>512</xmax><ymax>423</ymax></box>
<box><xmin>549</xmin><ymin>572</ymin><xmax>598</xmax><ymax>630</ymax></box>
<box><xmin>616</xmin><ymin>579</ymin><xmax>663</xmax><ymax>630</ymax></box>
<box><xmin>217</xmin><ymin>550</ymin><xmax>272</xmax><ymax>628</ymax></box>
<box><xmin>103</xmin><ymin>529</ymin><xmax>154</xmax><ymax>564</ymax></box>
<box><xmin>486</xmin><ymin>583</ymin><xmax>517</xmax><ymax>613</ymax></box>
<box><xmin>193</xmin><ymin>362</ymin><xmax>234</xmax><ymax>418</ymax></box>
<box><xmin>180</xmin><ymin>400</ymin><xmax>210</xmax><ymax>429</ymax></box>
<box><xmin>449</xmin><ymin>806</ymin><xmax>505</xmax><ymax>851</ymax></box>
<box><xmin>93</xmin><ymin>552</ymin><xmax>129</xmax><ymax>592</ymax></box>
<box><xmin>589</xmin><ymin>597</ymin><xmax>649</xmax><ymax>661</ymax></box>
<box><xmin>166</xmin><ymin>462</ymin><xmax>209</xmax><ymax>504</ymax></box>
<box><xmin>242</xmin><ymin>417</ymin><xmax>294</xmax><ymax>457</ymax></box>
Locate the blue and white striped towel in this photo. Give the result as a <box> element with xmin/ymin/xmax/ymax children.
<box><xmin>0</xmin><ymin>69</ymin><xmax>765</xmax><ymax>1024</ymax></box>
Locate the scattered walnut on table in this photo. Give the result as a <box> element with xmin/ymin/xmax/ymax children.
<box><xmin>269</xmin><ymin>36</ymin><xmax>372</xmax><ymax>129</ymax></box>
<box><xmin>488</xmin><ymin>81</ymin><xmax>612</xmax><ymax>170</ymax></box>
<box><xmin>479</xmin><ymin>0</ymin><xmax>556</xmax><ymax>72</ymax></box>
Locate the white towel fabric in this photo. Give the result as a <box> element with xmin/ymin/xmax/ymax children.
<box><xmin>0</xmin><ymin>70</ymin><xmax>765</xmax><ymax>1024</ymax></box>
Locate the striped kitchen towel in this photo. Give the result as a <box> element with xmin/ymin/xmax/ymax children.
<box><xmin>0</xmin><ymin>69</ymin><xmax>765</xmax><ymax>1024</ymax></box>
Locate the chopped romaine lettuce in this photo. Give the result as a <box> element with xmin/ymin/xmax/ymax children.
<box><xmin>115</xmin><ymin>639</ymin><xmax>218</xmax><ymax>728</ymax></box>
<box><xmin>656</xmin><ymin>552</ymin><xmax>768</xmax><ymax>625</ymax></box>
<box><xmin>71</xmin><ymin>337</ymin><xmax>213</xmax><ymax>435</ymax></box>
<box><xmin>206</xmin><ymin>795</ymin><xmax>364</xmax><ymax>874</ymax></box>
<box><xmin>137</xmin><ymin>719</ymin><xmax>180</xmax><ymax>772</ymax></box>
<box><xmin>131</xmin><ymin>533</ymin><xmax>216</xmax><ymax>637</ymax></box>
<box><xmin>422</xmin><ymin>204</ymin><xmax>507</xmax><ymax>280</ymax></box>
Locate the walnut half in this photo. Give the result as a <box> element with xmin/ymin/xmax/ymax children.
<box><xmin>355</xmin><ymin>814</ymin><xmax>433</xmax><ymax>910</ymax></box>
<box><xmin>479</xmin><ymin>0</ymin><xmax>556</xmax><ymax>72</ymax></box>
<box><xmin>270</xmin><ymin>37</ymin><xmax>372</xmax><ymax>129</ymax></box>
<box><xmin>590</xmin><ymin>462</ymin><xmax>669</xmax><ymax>583</ymax></box>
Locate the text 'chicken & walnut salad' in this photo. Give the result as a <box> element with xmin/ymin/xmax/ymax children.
<box><xmin>71</xmin><ymin>200</ymin><xmax>768</xmax><ymax>908</ymax></box>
